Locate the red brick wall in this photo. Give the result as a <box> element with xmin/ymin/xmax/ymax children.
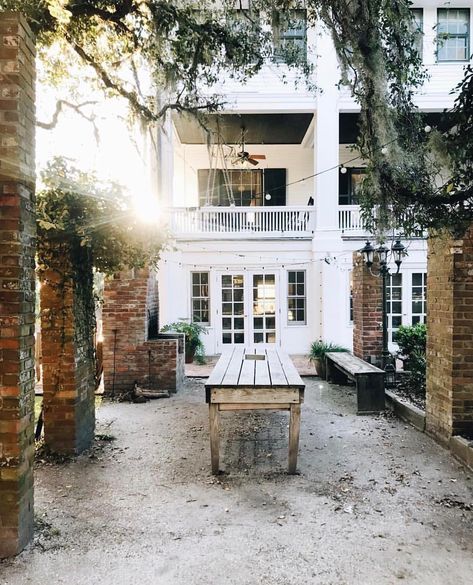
<box><xmin>103</xmin><ymin>269</ymin><xmax>183</xmax><ymax>395</ymax></box>
<box><xmin>0</xmin><ymin>12</ymin><xmax>35</xmax><ymax>558</ymax></box>
<box><xmin>352</xmin><ymin>252</ymin><xmax>383</xmax><ymax>366</ymax></box>
<box><xmin>40</xmin><ymin>243</ymin><xmax>96</xmax><ymax>454</ymax></box>
<box><xmin>426</xmin><ymin>230</ymin><xmax>473</xmax><ymax>441</ymax></box>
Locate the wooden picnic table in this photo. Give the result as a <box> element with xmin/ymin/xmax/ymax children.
<box><xmin>205</xmin><ymin>347</ymin><xmax>305</xmax><ymax>474</ymax></box>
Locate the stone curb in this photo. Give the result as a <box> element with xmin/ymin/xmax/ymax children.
<box><xmin>449</xmin><ymin>435</ymin><xmax>473</xmax><ymax>472</ymax></box>
<box><xmin>385</xmin><ymin>389</ymin><xmax>426</xmax><ymax>432</ymax></box>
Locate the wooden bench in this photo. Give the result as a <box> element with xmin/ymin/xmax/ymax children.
<box><xmin>205</xmin><ymin>347</ymin><xmax>305</xmax><ymax>474</ymax></box>
<box><xmin>325</xmin><ymin>352</ymin><xmax>385</xmax><ymax>414</ymax></box>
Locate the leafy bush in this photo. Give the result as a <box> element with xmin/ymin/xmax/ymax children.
<box><xmin>161</xmin><ymin>320</ymin><xmax>207</xmax><ymax>364</ymax></box>
<box><xmin>309</xmin><ymin>340</ymin><xmax>348</xmax><ymax>360</ymax></box>
<box><xmin>396</xmin><ymin>324</ymin><xmax>427</xmax><ymax>396</ymax></box>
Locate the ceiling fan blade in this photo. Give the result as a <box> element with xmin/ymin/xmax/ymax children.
<box><xmin>247</xmin><ymin>158</ymin><xmax>259</xmax><ymax>166</ymax></box>
<box><xmin>249</xmin><ymin>154</ymin><xmax>266</xmax><ymax>160</ymax></box>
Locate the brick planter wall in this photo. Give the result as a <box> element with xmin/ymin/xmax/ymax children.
<box><xmin>352</xmin><ymin>252</ymin><xmax>383</xmax><ymax>366</ymax></box>
<box><xmin>103</xmin><ymin>269</ymin><xmax>183</xmax><ymax>396</ymax></box>
<box><xmin>40</xmin><ymin>243</ymin><xmax>96</xmax><ymax>454</ymax></box>
<box><xmin>426</xmin><ymin>230</ymin><xmax>473</xmax><ymax>442</ymax></box>
<box><xmin>0</xmin><ymin>12</ymin><xmax>36</xmax><ymax>558</ymax></box>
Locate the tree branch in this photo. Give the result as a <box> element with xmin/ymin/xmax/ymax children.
<box><xmin>37</xmin><ymin>99</ymin><xmax>100</xmax><ymax>141</ymax></box>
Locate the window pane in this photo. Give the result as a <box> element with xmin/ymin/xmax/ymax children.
<box><xmin>234</xmin><ymin>333</ymin><xmax>244</xmax><ymax>344</ymax></box>
<box><xmin>234</xmin><ymin>318</ymin><xmax>244</xmax><ymax>330</ymax></box>
<box><xmin>192</xmin><ymin>271</ymin><xmax>210</xmax><ymax>324</ymax></box>
<box><xmin>437</xmin><ymin>9</ymin><xmax>469</xmax><ymax>61</ymax></box>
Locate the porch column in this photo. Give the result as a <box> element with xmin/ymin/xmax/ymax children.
<box><xmin>314</xmin><ymin>24</ymin><xmax>340</xmax><ymax>231</ymax></box>
<box><xmin>352</xmin><ymin>252</ymin><xmax>383</xmax><ymax>365</ymax></box>
<box><xmin>426</xmin><ymin>230</ymin><xmax>473</xmax><ymax>442</ymax></box>
<box><xmin>0</xmin><ymin>12</ymin><xmax>36</xmax><ymax>557</ymax></box>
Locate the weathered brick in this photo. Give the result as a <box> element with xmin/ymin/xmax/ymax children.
<box><xmin>426</xmin><ymin>229</ymin><xmax>473</xmax><ymax>442</ymax></box>
<box><xmin>0</xmin><ymin>11</ymin><xmax>35</xmax><ymax>559</ymax></box>
<box><xmin>352</xmin><ymin>252</ymin><xmax>383</xmax><ymax>366</ymax></box>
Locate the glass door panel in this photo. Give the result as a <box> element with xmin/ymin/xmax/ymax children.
<box><xmin>221</xmin><ymin>274</ymin><xmax>245</xmax><ymax>344</ymax></box>
<box><xmin>252</xmin><ymin>274</ymin><xmax>277</xmax><ymax>344</ymax></box>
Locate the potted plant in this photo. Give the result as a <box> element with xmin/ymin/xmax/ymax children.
<box><xmin>309</xmin><ymin>340</ymin><xmax>348</xmax><ymax>379</ymax></box>
<box><xmin>161</xmin><ymin>320</ymin><xmax>207</xmax><ymax>364</ymax></box>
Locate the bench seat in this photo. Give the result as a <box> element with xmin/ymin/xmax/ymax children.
<box><xmin>325</xmin><ymin>352</ymin><xmax>385</xmax><ymax>414</ymax></box>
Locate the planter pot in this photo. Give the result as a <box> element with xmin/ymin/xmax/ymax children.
<box><xmin>313</xmin><ymin>357</ymin><xmax>326</xmax><ymax>379</ymax></box>
<box><xmin>185</xmin><ymin>344</ymin><xmax>196</xmax><ymax>364</ymax></box>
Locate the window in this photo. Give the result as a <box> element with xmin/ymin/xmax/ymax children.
<box><xmin>287</xmin><ymin>271</ymin><xmax>306</xmax><ymax>324</ymax></box>
<box><xmin>411</xmin><ymin>8</ymin><xmax>424</xmax><ymax>58</ymax></box>
<box><xmin>437</xmin><ymin>8</ymin><xmax>470</xmax><ymax>62</ymax></box>
<box><xmin>198</xmin><ymin>169</ymin><xmax>286</xmax><ymax>207</ymax></box>
<box><xmin>272</xmin><ymin>10</ymin><xmax>307</xmax><ymax>63</ymax></box>
<box><xmin>338</xmin><ymin>167</ymin><xmax>366</xmax><ymax>205</ymax></box>
<box><xmin>411</xmin><ymin>272</ymin><xmax>427</xmax><ymax>325</ymax></box>
<box><xmin>191</xmin><ymin>272</ymin><xmax>210</xmax><ymax>324</ymax></box>
<box><xmin>387</xmin><ymin>273</ymin><xmax>403</xmax><ymax>343</ymax></box>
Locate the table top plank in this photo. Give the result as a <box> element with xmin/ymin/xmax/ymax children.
<box><xmin>265</xmin><ymin>349</ymin><xmax>288</xmax><ymax>386</ymax></box>
<box><xmin>255</xmin><ymin>352</ymin><xmax>271</xmax><ymax>385</ymax></box>
<box><xmin>277</xmin><ymin>350</ymin><xmax>305</xmax><ymax>387</ymax></box>
<box><xmin>221</xmin><ymin>345</ymin><xmax>245</xmax><ymax>385</ymax></box>
<box><xmin>206</xmin><ymin>346</ymin><xmax>234</xmax><ymax>386</ymax></box>
<box><xmin>325</xmin><ymin>352</ymin><xmax>384</xmax><ymax>375</ymax></box>
<box><xmin>238</xmin><ymin>354</ymin><xmax>256</xmax><ymax>385</ymax></box>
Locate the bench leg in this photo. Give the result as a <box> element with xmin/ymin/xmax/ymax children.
<box><xmin>288</xmin><ymin>403</ymin><xmax>301</xmax><ymax>474</ymax></box>
<box><xmin>356</xmin><ymin>374</ymin><xmax>385</xmax><ymax>414</ymax></box>
<box><xmin>209</xmin><ymin>403</ymin><xmax>220</xmax><ymax>474</ymax></box>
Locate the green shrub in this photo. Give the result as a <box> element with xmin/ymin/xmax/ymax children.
<box><xmin>161</xmin><ymin>320</ymin><xmax>207</xmax><ymax>364</ymax></box>
<box><xmin>396</xmin><ymin>323</ymin><xmax>427</xmax><ymax>396</ymax></box>
<box><xmin>309</xmin><ymin>340</ymin><xmax>348</xmax><ymax>360</ymax></box>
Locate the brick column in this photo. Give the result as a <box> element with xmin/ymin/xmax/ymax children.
<box><xmin>102</xmin><ymin>268</ymin><xmax>183</xmax><ymax>395</ymax></box>
<box><xmin>352</xmin><ymin>252</ymin><xmax>383</xmax><ymax>366</ymax></box>
<box><xmin>426</xmin><ymin>229</ymin><xmax>473</xmax><ymax>442</ymax></box>
<box><xmin>0</xmin><ymin>12</ymin><xmax>36</xmax><ymax>558</ymax></box>
<box><xmin>40</xmin><ymin>244</ymin><xmax>96</xmax><ymax>454</ymax></box>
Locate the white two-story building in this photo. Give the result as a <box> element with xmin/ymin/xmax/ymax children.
<box><xmin>157</xmin><ymin>3</ymin><xmax>472</xmax><ymax>356</ymax></box>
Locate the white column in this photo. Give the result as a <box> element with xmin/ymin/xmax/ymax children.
<box><xmin>314</xmin><ymin>24</ymin><xmax>340</xmax><ymax>231</ymax></box>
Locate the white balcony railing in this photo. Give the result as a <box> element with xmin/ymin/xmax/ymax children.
<box><xmin>167</xmin><ymin>206</ymin><xmax>316</xmax><ymax>239</ymax></box>
<box><xmin>338</xmin><ymin>205</ymin><xmax>366</xmax><ymax>234</ymax></box>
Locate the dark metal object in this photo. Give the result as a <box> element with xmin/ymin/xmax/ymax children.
<box><xmin>360</xmin><ymin>239</ymin><xmax>406</xmax><ymax>370</ymax></box>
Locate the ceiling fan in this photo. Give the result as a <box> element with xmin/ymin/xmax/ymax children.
<box><xmin>231</xmin><ymin>126</ymin><xmax>266</xmax><ymax>167</ymax></box>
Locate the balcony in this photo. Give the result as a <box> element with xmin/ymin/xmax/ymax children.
<box><xmin>167</xmin><ymin>206</ymin><xmax>316</xmax><ymax>240</ymax></box>
<box><xmin>338</xmin><ymin>205</ymin><xmax>367</xmax><ymax>235</ymax></box>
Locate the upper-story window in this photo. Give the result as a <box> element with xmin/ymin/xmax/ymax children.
<box><xmin>437</xmin><ymin>8</ymin><xmax>470</xmax><ymax>62</ymax></box>
<box><xmin>272</xmin><ymin>10</ymin><xmax>307</xmax><ymax>63</ymax></box>
<box><xmin>198</xmin><ymin>168</ymin><xmax>286</xmax><ymax>206</ymax></box>
<box><xmin>338</xmin><ymin>167</ymin><xmax>366</xmax><ymax>205</ymax></box>
<box><xmin>410</xmin><ymin>8</ymin><xmax>424</xmax><ymax>58</ymax></box>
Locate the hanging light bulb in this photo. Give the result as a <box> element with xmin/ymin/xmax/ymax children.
<box><xmin>265</xmin><ymin>193</ymin><xmax>272</xmax><ymax>201</ymax></box>
<box><xmin>381</xmin><ymin>146</ymin><xmax>389</xmax><ymax>155</ymax></box>
<box><xmin>340</xmin><ymin>165</ymin><xmax>348</xmax><ymax>174</ymax></box>
<box><xmin>424</xmin><ymin>125</ymin><xmax>432</xmax><ymax>133</ymax></box>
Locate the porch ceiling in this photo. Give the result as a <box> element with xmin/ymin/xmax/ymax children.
<box><xmin>173</xmin><ymin>113</ymin><xmax>314</xmax><ymax>145</ymax></box>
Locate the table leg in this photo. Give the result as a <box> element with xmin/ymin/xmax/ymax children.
<box><xmin>288</xmin><ymin>403</ymin><xmax>301</xmax><ymax>474</ymax></box>
<box><xmin>209</xmin><ymin>403</ymin><xmax>220</xmax><ymax>474</ymax></box>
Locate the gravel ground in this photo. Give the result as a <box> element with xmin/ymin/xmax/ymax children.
<box><xmin>1</xmin><ymin>377</ymin><xmax>472</xmax><ymax>585</ymax></box>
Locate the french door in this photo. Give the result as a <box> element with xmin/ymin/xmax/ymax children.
<box><xmin>387</xmin><ymin>270</ymin><xmax>427</xmax><ymax>349</ymax></box>
<box><xmin>217</xmin><ymin>272</ymin><xmax>279</xmax><ymax>350</ymax></box>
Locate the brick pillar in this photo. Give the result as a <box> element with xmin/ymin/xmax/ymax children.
<box><xmin>40</xmin><ymin>244</ymin><xmax>96</xmax><ymax>454</ymax></box>
<box><xmin>426</xmin><ymin>229</ymin><xmax>473</xmax><ymax>442</ymax></box>
<box><xmin>102</xmin><ymin>270</ymin><xmax>184</xmax><ymax>395</ymax></box>
<box><xmin>352</xmin><ymin>252</ymin><xmax>383</xmax><ymax>365</ymax></box>
<box><xmin>103</xmin><ymin>268</ymin><xmax>166</xmax><ymax>395</ymax></box>
<box><xmin>0</xmin><ymin>12</ymin><xmax>36</xmax><ymax>558</ymax></box>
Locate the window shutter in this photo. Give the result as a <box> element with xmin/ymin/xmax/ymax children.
<box><xmin>263</xmin><ymin>168</ymin><xmax>286</xmax><ymax>206</ymax></box>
